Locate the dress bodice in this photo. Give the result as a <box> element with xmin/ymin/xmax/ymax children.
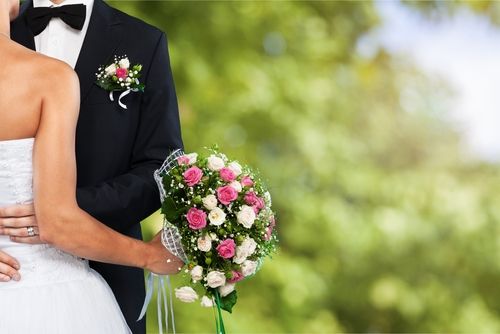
<box><xmin>0</xmin><ymin>138</ymin><xmax>34</xmax><ymax>206</ymax></box>
<box><xmin>0</xmin><ymin>138</ymin><xmax>88</xmax><ymax>288</ymax></box>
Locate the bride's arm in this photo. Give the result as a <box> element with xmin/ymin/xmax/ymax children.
<box><xmin>33</xmin><ymin>62</ymin><xmax>180</xmax><ymax>273</ymax></box>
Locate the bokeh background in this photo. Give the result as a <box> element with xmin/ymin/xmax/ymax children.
<box><xmin>107</xmin><ymin>1</ymin><xmax>500</xmax><ymax>333</ymax></box>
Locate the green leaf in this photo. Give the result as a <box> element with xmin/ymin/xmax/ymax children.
<box><xmin>162</xmin><ymin>174</ymin><xmax>172</xmax><ymax>190</ymax></box>
<box><xmin>161</xmin><ymin>197</ymin><xmax>179</xmax><ymax>222</ymax></box>
<box><xmin>219</xmin><ymin>290</ymin><xmax>237</xmax><ymax>314</ymax></box>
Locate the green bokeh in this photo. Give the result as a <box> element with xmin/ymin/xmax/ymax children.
<box><xmin>105</xmin><ymin>1</ymin><xmax>500</xmax><ymax>333</ymax></box>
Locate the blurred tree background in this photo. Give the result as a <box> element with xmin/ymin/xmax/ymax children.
<box><xmin>107</xmin><ymin>1</ymin><xmax>500</xmax><ymax>333</ymax></box>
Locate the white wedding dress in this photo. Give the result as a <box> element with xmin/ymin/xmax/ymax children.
<box><xmin>0</xmin><ymin>138</ymin><xmax>131</xmax><ymax>333</ymax></box>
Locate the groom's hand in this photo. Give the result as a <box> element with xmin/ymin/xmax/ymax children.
<box><xmin>0</xmin><ymin>204</ymin><xmax>43</xmax><ymax>244</ymax></box>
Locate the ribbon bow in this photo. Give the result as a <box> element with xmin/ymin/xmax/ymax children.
<box><xmin>109</xmin><ymin>89</ymin><xmax>139</xmax><ymax>110</ymax></box>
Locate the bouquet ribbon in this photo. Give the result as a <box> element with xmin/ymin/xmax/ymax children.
<box><xmin>137</xmin><ymin>273</ymin><xmax>176</xmax><ymax>334</ymax></box>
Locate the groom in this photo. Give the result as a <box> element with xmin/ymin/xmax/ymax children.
<box><xmin>1</xmin><ymin>0</ymin><xmax>183</xmax><ymax>333</ymax></box>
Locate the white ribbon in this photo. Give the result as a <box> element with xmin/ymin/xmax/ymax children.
<box><xmin>109</xmin><ymin>89</ymin><xmax>137</xmax><ymax>110</ymax></box>
<box><xmin>138</xmin><ymin>273</ymin><xmax>176</xmax><ymax>334</ymax></box>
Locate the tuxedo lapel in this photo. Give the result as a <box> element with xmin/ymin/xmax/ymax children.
<box><xmin>75</xmin><ymin>0</ymin><xmax>123</xmax><ymax>103</ymax></box>
<box><xmin>11</xmin><ymin>0</ymin><xmax>36</xmax><ymax>51</ymax></box>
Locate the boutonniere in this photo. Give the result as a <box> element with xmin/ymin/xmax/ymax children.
<box><xmin>95</xmin><ymin>55</ymin><xmax>145</xmax><ymax>109</ymax></box>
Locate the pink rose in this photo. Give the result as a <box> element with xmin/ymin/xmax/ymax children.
<box><xmin>116</xmin><ymin>68</ymin><xmax>128</xmax><ymax>79</ymax></box>
<box><xmin>227</xmin><ymin>270</ymin><xmax>244</xmax><ymax>283</ymax></box>
<box><xmin>183</xmin><ymin>166</ymin><xmax>203</xmax><ymax>187</ymax></box>
<box><xmin>219</xmin><ymin>168</ymin><xmax>236</xmax><ymax>183</ymax></box>
<box><xmin>240</xmin><ymin>176</ymin><xmax>254</xmax><ymax>187</ymax></box>
<box><xmin>216</xmin><ymin>239</ymin><xmax>236</xmax><ymax>259</ymax></box>
<box><xmin>177</xmin><ymin>155</ymin><xmax>190</xmax><ymax>165</ymax></box>
<box><xmin>186</xmin><ymin>208</ymin><xmax>207</xmax><ymax>230</ymax></box>
<box><xmin>244</xmin><ymin>191</ymin><xmax>265</xmax><ymax>214</ymax></box>
<box><xmin>216</xmin><ymin>186</ymin><xmax>238</xmax><ymax>205</ymax></box>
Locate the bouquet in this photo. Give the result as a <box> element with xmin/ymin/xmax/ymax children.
<box><xmin>151</xmin><ymin>147</ymin><xmax>278</xmax><ymax>333</ymax></box>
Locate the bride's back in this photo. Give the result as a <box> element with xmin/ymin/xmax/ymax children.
<box><xmin>0</xmin><ymin>37</ymin><xmax>70</xmax><ymax>141</ymax></box>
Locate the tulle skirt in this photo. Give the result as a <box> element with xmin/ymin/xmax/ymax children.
<box><xmin>0</xmin><ymin>243</ymin><xmax>131</xmax><ymax>334</ymax></box>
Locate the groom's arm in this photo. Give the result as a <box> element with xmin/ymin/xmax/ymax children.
<box><xmin>76</xmin><ymin>32</ymin><xmax>183</xmax><ymax>233</ymax></box>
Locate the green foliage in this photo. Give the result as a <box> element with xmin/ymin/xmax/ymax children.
<box><xmin>102</xmin><ymin>0</ymin><xmax>500</xmax><ymax>332</ymax></box>
<box><xmin>219</xmin><ymin>290</ymin><xmax>238</xmax><ymax>314</ymax></box>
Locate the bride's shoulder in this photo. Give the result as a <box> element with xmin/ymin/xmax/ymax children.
<box><xmin>26</xmin><ymin>54</ymin><xmax>79</xmax><ymax>101</ymax></box>
<box><xmin>27</xmin><ymin>50</ymin><xmax>74</xmax><ymax>78</ymax></box>
<box><xmin>37</xmin><ymin>56</ymin><xmax>78</xmax><ymax>89</ymax></box>
<box><xmin>5</xmin><ymin>43</ymin><xmax>78</xmax><ymax>93</ymax></box>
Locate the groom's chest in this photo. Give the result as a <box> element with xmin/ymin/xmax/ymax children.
<box><xmin>76</xmin><ymin>41</ymin><xmax>147</xmax><ymax>143</ymax></box>
<box><xmin>74</xmin><ymin>42</ymin><xmax>148</xmax><ymax>175</ymax></box>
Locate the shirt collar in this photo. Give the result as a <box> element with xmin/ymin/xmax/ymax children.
<box><xmin>33</xmin><ymin>0</ymin><xmax>93</xmax><ymax>8</ymax></box>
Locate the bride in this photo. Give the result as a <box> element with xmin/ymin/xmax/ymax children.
<box><xmin>0</xmin><ymin>1</ymin><xmax>183</xmax><ymax>333</ymax></box>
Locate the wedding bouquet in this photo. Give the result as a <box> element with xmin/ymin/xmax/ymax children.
<box><xmin>153</xmin><ymin>147</ymin><xmax>278</xmax><ymax>333</ymax></box>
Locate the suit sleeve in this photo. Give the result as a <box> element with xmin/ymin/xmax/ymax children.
<box><xmin>76</xmin><ymin>32</ymin><xmax>183</xmax><ymax>233</ymax></box>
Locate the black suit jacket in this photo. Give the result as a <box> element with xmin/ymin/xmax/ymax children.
<box><xmin>11</xmin><ymin>1</ymin><xmax>183</xmax><ymax>333</ymax></box>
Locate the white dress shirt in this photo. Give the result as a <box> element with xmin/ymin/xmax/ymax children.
<box><xmin>33</xmin><ymin>0</ymin><xmax>94</xmax><ymax>68</ymax></box>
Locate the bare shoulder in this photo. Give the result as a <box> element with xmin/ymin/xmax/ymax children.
<box><xmin>37</xmin><ymin>56</ymin><xmax>80</xmax><ymax>97</ymax></box>
<box><xmin>29</xmin><ymin>55</ymin><xmax>81</xmax><ymax>117</ymax></box>
<box><xmin>5</xmin><ymin>41</ymin><xmax>80</xmax><ymax>102</ymax></box>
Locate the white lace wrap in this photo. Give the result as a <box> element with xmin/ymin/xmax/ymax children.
<box><xmin>154</xmin><ymin>149</ymin><xmax>189</xmax><ymax>264</ymax></box>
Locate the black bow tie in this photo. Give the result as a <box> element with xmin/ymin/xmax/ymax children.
<box><xmin>26</xmin><ymin>4</ymin><xmax>87</xmax><ymax>36</ymax></box>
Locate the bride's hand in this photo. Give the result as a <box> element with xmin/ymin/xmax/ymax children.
<box><xmin>0</xmin><ymin>250</ymin><xmax>21</xmax><ymax>282</ymax></box>
<box><xmin>145</xmin><ymin>232</ymin><xmax>184</xmax><ymax>275</ymax></box>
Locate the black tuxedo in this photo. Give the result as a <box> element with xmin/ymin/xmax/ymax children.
<box><xmin>11</xmin><ymin>1</ymin><xmax>183</xmax><ymax>333</ymax></box>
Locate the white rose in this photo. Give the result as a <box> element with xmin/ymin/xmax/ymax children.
<box><xmin>208</xmin><ymin>207</ymin><xmax>226</xmax><ymax>226</ymax></box>
<box><xmin>197</xmin><ymin>235</ymin><xmax>212</xmax><ymax>252</ymax></box>
<box><xmin>233</xmin><ymin>237</ymin><xmax>256</xmax><ymax>264</ymax></box>
<box><xmin>190</xmin><ymin>265</ymin><xmax>203</xmax><ymax>282</ymax></box>
<box><xmin>240</xmin><ymin>237</ymin><xmax>257</xmax><ymax>256</ymax></box>
<box><xmin>118</xmin><ymin>57</ymin><xmax>130</xmax><ymax>69</ymax></box>
<box><xmin>206</xmin><ymin>271</ymin><xmax>226</xmax><ymax>288</ymax></box>
<box><xmin>174</xmin><ymin>286</ymin><xmax>198</xmax><ymax>303</ymax></box>
<box><xmin>207</xmin><ymin>155</ymin><xmax>225</xmax><ymax>171</ymax></box>
<box><xmin>218</xmin><ymin>283</ymin><xmax>235</xmax><ymax>297</ymax></box>
<box><xmin>202</xmin><ymin>194</ymin><xmax>218</xmax><ymax>210</ymax></box>
<box><xmin>233</xmin><ymin>247</ymin><xmax>247</xmax><ymax>264</ymax></box>
<box><xmin>229</xmin><ymin>181</ymin><xmax>242</xmax><ymax>193</ymax></box>
<box><xmin>105</xmin><ymin>64</ymin><xmax>117</xmax><ymax>76</ymax></box>
<box><xmin>200</xmin><ymin>295</ymin><xmax>214</xmax><ymax>308</ymax></box>
<box><xmin>228</xmin><ymin>162</ymin><xmax>243</xmax><ymax>176</ymax></box>
<box><xmin>241</xmin><ymin>260</ymin><xmax>258</xmax><ymax>277</ymax></box>
<box><xmin>237</xmin><ymin>205</ymin><xmax>256</xmax><ymax>228</ymax></box>
<box><xmin>186</xmin><ymin>153</ymin><xmax>198</xmax><ymax>164</ymax></box>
